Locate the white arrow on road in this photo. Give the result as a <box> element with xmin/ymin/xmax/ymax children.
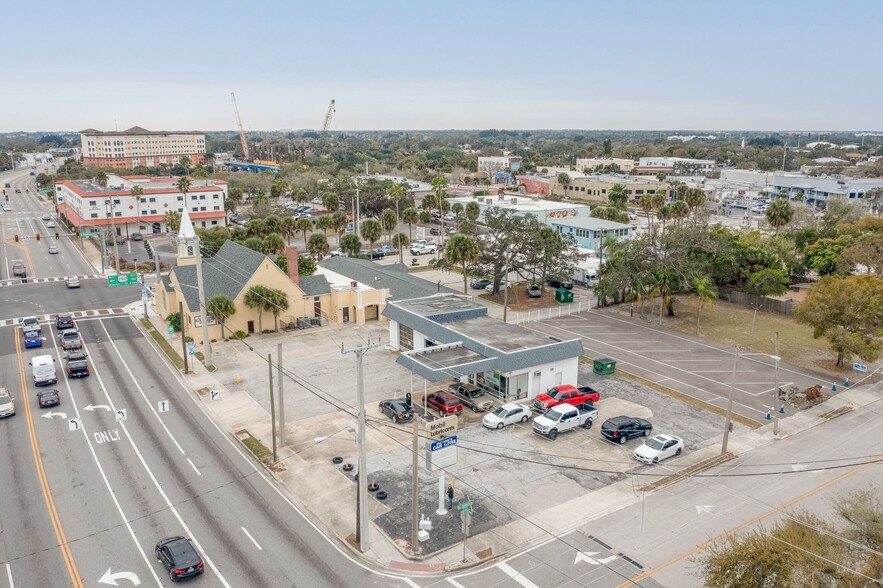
<box><xmin>41</xmin><ymin>411</ymin><xmax>67</xmax><ymax>420</ymax></box>
<box><xmin>696</xmin><ymin>504</ymin><xmax>717</xmax><ymax>515</ymax></box>
<box><xmin>574</xmin><ymin>551</ymin><xmax>618</xmax><ymax>566</ymax></box>
<box><xmin>791</xmin><ymin>464</ymin><xmax>808</xmax><ymax>472</ymax></box>
<box><xmin>84</xmin><ymin>404</ymin><xmax>111</xmax><ymax>412</ymax></box>
<box><xmin>98</xmin><ymin>568</ymin><xmax>141</xmax><ymax>586</ymax></box>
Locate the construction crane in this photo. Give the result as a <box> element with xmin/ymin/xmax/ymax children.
<box><xmin>321</xmin><ymin>99</ymin><xmax>336</xmax><ymax>133</ymax></box>
<box><xmin>231</xmin><ymin>92</ymin><xmax>250</xmax><ymax>160</ymax></box>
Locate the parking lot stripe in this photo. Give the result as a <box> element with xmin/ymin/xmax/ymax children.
<box><xmin>497</xmin><ymin>562</ymin><xmax>540</xmax><ymax>588</ymax></box>
<box><xmin>446</xmin><ymin>578</ymin><xmax>467</xmax><ymax>588</ymax></box>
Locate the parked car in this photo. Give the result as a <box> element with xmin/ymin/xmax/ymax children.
<box><xmin>22</xmin><ymin>316</ymin><xmax>41</xmax><ymax>333</ymax></box>
<box><xmin>155</xmin><ymin>536</ymin><xmax>205</xmax><ymax>582</ymax></box>
<box><xmin>329</xmin><ymin>249</ymin><xmax>347</xmax><ymax>257</ymax></box>
<box><xmin>425</xmin><ymin>391</ymin><xmax>463</xmax><ymax>416</ymax></box>
<box><xmin>378</xmin><ymin>398</ymin><xmax>414</xmax><ymax>423</ymax></box>
<box><xmin>36</xmin><ymin>389</ymin><xmax>60</xmax><ymax>408</ymax></box>
<box><xmin>485</xmin><ymin>281</ymin><xmax>511</xmax><ymax>293</ymax></box>
<box><xmin>633</xmin><ymin>434</ymin><xmax>684</xmax><ymax>464</ymax></box>
<box><xmin>55</xmin><ymin>313</ymin><xmax>74</xmax><ymax>330</ymax></box>
<box><xmin>410</xmin><ymin>243</ymin><xmax>437</xmax><ymax>255</ymax></box>
<box><xmin>312</xmin><ymin>197</ymin><xmax>322</xmax><ymax>204</ymax></box>
<box><xmin>547</xmin><ymin>277</ymin><xmax>574</xmax><ymax>290</ymax></box>
<box><xmin>65</xmin><ymin>353</ymin><xmax>90</xmax><ymax>379</ymax></box>
<box><xmin>1</xmin><ymin>204</ymin><xmax>10</xmax><ymax>211</ymax></box>
<box><xmin>429</xmin><ymin>227</ymin><xmax>441</xmax><ymax>236</ymax></box>
<box><xmin>470</xmin><ymin>279</ymin><xmax>492</xmax><ymax>290</ymax></box>
<box><xmin>48</xmin><ymin>245</ymin><xmax>60</xmax><ymax>254</ymax></box>
<box><xmin>533</xmin><ymin>384</ymin><xmax>600</xmax><ymax>413</ymax></box>
<box><xmin>526</xmin><ymin>284</ymin><xmax>541</xmax><ymax>298</ymax></box>
<box><xmin>482</xmin><ymin>403</ymin><xmax>531</xmax><ymax>429</ymax></box>
<box><xmin>601</xmin><ymin>416</ymin><xmax>653</xmax><ymax>444</ymax></box>
<box><xmin>377</xmin><ymin>244</ymin><xmax>396</xmax><ymax>256</ymax></box>
<box><xmin>533</xmin><ymin>403</ymin><xmax>598</xmax><ymax>439</ymax></box>
<box><xmin>362</xmin><ymin>249</ymin><xmax>385</xmax><ymax>259</ymax></box>
<box><xmin>447</xmin><ymin>382</ymin><xmax>493</xmax><ymax>412</ymax></box>
<box><xmin>59</xmin><ymin>329</ymin><xmax>82</xmax><ymax>351</ymax></box>
<box><xmin>0</xmin><ymin>387</ymin><xmax>14</xmax><ymax>417</ymax></box>
<box><xmin>23</xmin><ymin>330</ymin><xmax>42</xmax><ymax>349</ymax></box>
<box><xmin>66</xmin><ymin>276</ymin><xmax>80</xmax><ymax>288</ymax></box>
<box><xmin>131</xmin><ymin>232</ymin><xmax>143</xmax><ymax>241</ymax></box>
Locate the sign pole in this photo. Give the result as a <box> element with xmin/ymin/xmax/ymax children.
<box><xmin>411</xmin><ymin>416</ymin><xmax>420</xmax><ymax>555</ymax></box>
<box><xmin>179</xmin><ymin>300</ymin><xmax>188</xmax><ymax>375</ymax></box>
<box><xmin>437</xmin><ymin>474</ymin><xmax>446</xmax><ymax>515</ymax></box>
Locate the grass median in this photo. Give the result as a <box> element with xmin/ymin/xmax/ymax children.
<box><xmin>140</xmin><ymin>319</ymin><xmax>185</xmax><ymax>370</ymax></box>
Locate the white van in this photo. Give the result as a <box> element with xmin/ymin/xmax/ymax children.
<box><xmin>30</xmin><ymin>354</ymin><xmax>57</xmax><ymax>386</ymax></box>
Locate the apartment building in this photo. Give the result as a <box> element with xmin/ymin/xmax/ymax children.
<box><xmin>551</xmin><ymin>175</ymin><xmax>671</xmax><ymax>205</ymax></box>
<box><xmin>80</xmin><ymin>127</ymin><xmax>206</xmax><ymax>169</ymax></box>
<box><xmin>55</xmin><ymin>174</ymin><xmax>227</xmax><ymax>237</ymax></box>
<box><xmin>635</xmin><ymin>157</ymin><xmax>716</xmax><ymax>176</ymax></box>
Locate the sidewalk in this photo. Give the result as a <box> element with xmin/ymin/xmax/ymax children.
<box><xmin>121</xmin><ymin>293</ymin><xmax>883</xmax><ymax>575</ymax></box>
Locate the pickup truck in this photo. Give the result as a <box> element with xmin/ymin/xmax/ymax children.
<box><xmin>533</xmin><ymin>384</ymin><xmax>600</xmax><ymax>413</ymax></box>
<box><xmin>532</xmin><ymin>403</ymin><xmax>598</xmax><ymax>440</ymax></box>
<box><xmin>410</xmin><ymin>243</ymin><xmax>437</xmax><ymax>255</ymax></box>
<box><xmin>59</xmin><ymin>329</ymin><xmax>82</xmax><ymax>351</ymax></box>
<box><xmin>447</xmin><ymin>383</ymin><xmax>493</xmax><ymax>412</ymax></box>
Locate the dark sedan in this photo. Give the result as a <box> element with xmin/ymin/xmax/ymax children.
<box><xmin>378</xmin><ymin>399</ymin><xmax>414</xmax><ymax>423</ymax></box>
<box><xmin>527</xmin><ymin>284</ymin><xmax>542</xmax><ymax>298</ymax></box>
<box><xmin>470</xmin><ymin>279</ymin><xmax>492</xmax><ymax>290</ymax></box>
<box><xmin>601</xmin><ymin>416</ymin><xmax>653</xmax><ymax>444</ymax></box>
<box><xmin>55</xmin><ymin>313</ymin><xmax>75</xmax><ymax>330</ymax></box>
<box><xmin>155</xmin><ymin>536</ymin><xmax>205</xmax><ymax>582</ymax></box>
<box><xmin>548</xmin><ymin>277</ymin><xmax>574</xmax><ymax>290</ymax></box>
<box><xmin>36</xmin><ymin>389</ymin><xmax>60</xmax><ymax>408</ymax></box>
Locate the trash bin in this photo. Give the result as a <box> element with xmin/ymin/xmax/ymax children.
<box><xmin>593</xmin><ymin>357</ymin><xmax>616</xmax><ymax>375</ymax></box>
<box><xmin>554</xmin><ymin>288</ymin><xmax>574</xmax><ymax>304</ymax></box>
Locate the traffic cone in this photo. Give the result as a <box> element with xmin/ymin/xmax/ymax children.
<box><xmin>765</xmin><ymin>409</ymin><xmax>772</xmax><ymax>420</ymax></box>
<box><xmin>235</xmin><ymin>374</ymin><xmax>241</xmax><ymax>384</ymax></box>
<box><xmin>778</xmin><ymin>404</ymin><xmax>785</xmax><ymax>414</ymax></box>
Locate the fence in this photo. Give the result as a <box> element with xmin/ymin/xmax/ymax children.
<box><xmin>512</xmin><ymin>299</ymin><xmax>593</xmax><ymax>324</ymax></box>
<box><xmin>718</xmin><ymin>286</ymin><xmax>794</xmax><ymax>315</ymax></box>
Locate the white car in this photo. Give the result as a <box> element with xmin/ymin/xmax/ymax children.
<box><xmin>329</xmin><ymin>249</ymin><xmax>347</xmax><ymax>257</ymax></box>
<box><xmin>46</xmin><ymin>221</ymin><xmax>56</xmax><ymax>228</ymax></box>
<box><xmin>48</xmin><ymin>245</ymin><xmax>60</xmax><ymax>254</ymax></box>
<box><xmin>485</xmin><ymin>281</ymin><xmax>511</xmax><ymax>293</ymax></box>
<box><xmin>21</xmin><ymin>316</ymin><xmax>41</xmax><ymax>334</ymax></box>
<box><xmin>66</xmin><ymin>276</ymin><xmax>80</xmax><ymax>288</ymax></box>
<box><xmin>482</xmin><ymin>403</ymin><xmax>531</xmax><ymax>429</ymax></box>
<box><xmin>0</xmin><ymin>387</ymin><xmax>14</xmax><ymax>417</ymax></box>
<box><xmin>633</xmin><ymin>434</ymin><xmax>685</xmax><ymax>465</ymax></box>
<box><xmin>41</xmin><ymin>214</ymin><xmax>51</xmax><ymax>221</ymax></box>
<box><xmin>312</xmin><ymin>198</ymin><xmax>322</xmax><ymax>204</ymax></box>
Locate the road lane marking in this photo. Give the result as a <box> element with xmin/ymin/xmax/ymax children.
<box><xmin>241</xmin><ymin>527</ymin><xmax>263</xmax><ymax>550</ymax></box>
<box><xmin>5</xmin><ymin>562</ymin><xmax>13</xmax><ymax>588</ymax></box>
<box><xmin>446</xmin><ymin>578</ymin><xmax>467</xmax><ymax>588</ymax></box>
<box><xmin>86</xmin><ymin>322</ymin><xmax>232</xmax><ymax>588</ymax></box>
<box><xmin>50</xmin><ymin>332</ymin><xmax>163</xmax><ymax>586</ymax></box>
<box><xmin>186</xmin><ymin>458</ymin><xmax>201</xmax><ymax>476</ymax></box>
<box><xmin>497</xmin><ymin>562</ymin><xmax>540</xmax><ymax>588</ymax></box>
<box><xmin>615</xmin><ymin>454</ymin><xmax>883</xmax><ymax>587</ymax></box>
<box><xmin>14</xmin><ymin>331</ymin><xmax>84</xmax><ymax>588</ymax></box>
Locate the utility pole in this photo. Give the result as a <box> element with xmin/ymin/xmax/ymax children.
<box><xmin>154</xmin><ymin>254</ymin><xmax>161</xmax><ymax>285</ymax></box>
<box><xmin>194</xmin><ymin>235</ymin><xmax>212</xmax><ymax>369</ymax></box>
<box><xmin>99</xmin><ymin>227</ymin><xmax>107</xmax><ymax>273</ymax></box>
<box><xmin>772</xmin><ymin>332</ymin><xmax>781</xmax><ymax>436</ymax></box>
<box><xmin>179</xmin><ymin>300</ymin><xmax>188</xmax><ymax>375</ymax></box>
<box><xmin>277</xmin><ymin>342</ymin><xmax>285</xmax><ymax>446</ymax></box>
<box><xmin>107</xmin><ymin>198</ymin><xmax>120</xmax><ymax>273</ymax></box>
<box><xmin>721</xmin><ymin>347</ymin><xmax>739</xmax><ymax>455</ymax></box>
<box><xmin>341</xmin><ymin>337</ymin><xmax>380</xmax><ymax>553</ymax></box>
<box><xmin>502</xmin><ymin>255</ymin><xmax>510</xmax><ymax>323</ymax></box>
<box><xmin>355</xmin><ymin>189</ymin><xmax>361</xmax><ymax>240</ymax></box>
<box><xmin>268</xmin><ymin>353</ymin><xmax>277</xmax><ymax>463</ymax></box>
<box><xmin>411</xmin><ymin>415</ymin><xmax>420</xmax><ymax>556</ymax></box>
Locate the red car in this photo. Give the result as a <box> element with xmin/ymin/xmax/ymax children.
<box><xmin>533</xmin><ymin>384</ymin><xmax>600</xmax><ymax>413</ymax></box>
<box><xmin>425</xmin><ymin>391</ymin><xmax>463</xmax><ymax>416</ymax></box>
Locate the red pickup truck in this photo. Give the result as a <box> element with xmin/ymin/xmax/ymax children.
<box><xmin>533</xmin><ymin>384</ymin><xmax>600</xmax><ymax>413</ymax></box>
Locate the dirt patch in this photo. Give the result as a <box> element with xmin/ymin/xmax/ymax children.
<box><xmin>479</xmin><ymin>283</ymin><xmax>564</xmax><ymax>312</ymax></box>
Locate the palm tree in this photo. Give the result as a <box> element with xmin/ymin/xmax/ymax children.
<box><xmin>96</xmin><ymin>170</ymin><xmax>108</xmax><ymax>188</ymax></box>
<box><xmin>765</xmin><ymin>199</ymin><xmax>793</xmax><ymax>234</ymax></box>
<box><xmin>243</xmin><ymin>285</ymin><xmax>270</xmax><ymax>334</ymax></box>
<box><xmin>608</xmin><ymin>183</ymin><xmax>628</xmax><ymax>209</ymax></box>
<box><xmin>557</xmin><ymin>172</ymin><xmax>570</xmax><ymax>200</ymax></box>
<box><xmin>401</xmin><ymin>207</ymin><xmax>418</xmax><ymax>242</ymax></box>
<box><xmin>130</xmin><ymin>185</ymin><xmax>144</xmax><ymax>216</ymax></box>
<box><xmin>331</xmin><ymin>210</ymin><xmax>349</xmax><ymax>242</ymax></box>
<box><xmin>281</xmin><ymin>216</ymin><xmax>297</xmax><ymax>245</ymax></box>
<box><xmin>307</xmin><ymin>232</ymin><xmax>330</xmax><ymax>260</ymax></box>
<box><xmin>381</xmin><ymin>208</ymin><xmax>397</xmax><ymax>245</ymax></box>
<box><xmin>444</xmin><ymin>235</ymin><xmax>480</xmax><ymax>293</ymax></box>
<box><xmin>670</xmin><ymin>201</ymin><xmax>690</xmax><ymax>225</ymax></box>
<box><xmin>315</xmin><ymin>215</ymin><xmax>334</xmax><ymax>235</ymax></box>
<box><xmin>360</xmin><ymin>218</ymin><xmax>382</xmax><ymax>250</ymax></box>
<box><xmin>658</xmin><ymin>205</ymin><xmax>672</xmax><ymax>232</ymax></box>
<box><xmin>246</xmin><ymin>218</ymin><xmax>266</xmax><ymax>237</ymax></box>
<box><xmin>263</xmin><ymin>233</ymin><xmax>285</xmax><ymax>256</ymax></box>
<box><xmin>685</xmin><ymin>188</ymin><xmax>707</xmax><ymax>222</ymax></box>
<box><xmin>295</xmin><ymin>218</ymin><xmax>313</xmax><ymax>250</ymax></box>
<box><xmin>263</xmin><ymin>214</ymin><xmax>282</xmax><ymax>235</ymax></box>
<box><xmin>179</xmin><ymin>155</ymin><xmax>192</xmax><ymax>174</ymax></box>
<box><xmin>451</xmin><ymin>202</ymin><xmax>464</xmax><ymax>232</ymax></box>
<box><xmin>321</xmin><ymin>192</ymin><xmax>340</xmax><ymax>212</ymax></box>
<box><xmin>206</xmin><ymin>295</ymin><xmax>235</xmax><ymax>339</ymax></box>
<box><xmin>392</xmin><ymin>233</ymin><xmax>409</xmax><ymax>264</ymax></box>
<box><xmin>690</xmin><ymin>276</ymin><xmax>718</xmax><ymax>336</ymax></box>
<box><xmin>265</xmin><ymin>288</ymin><xmax>289</xmax><ymax>332</ymax></box>
<box><xmin>339</xmin><ymin>233</ymin><xmax>361</xmax><ymax>257</ymax></box>
<box><xmin>176</xmin><ymin>176</ymin><xmax>192</xmax><ymax>208</ymax></box>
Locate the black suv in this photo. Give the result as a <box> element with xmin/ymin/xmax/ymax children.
<box><xmin>547</xmin><ymin>277</ymin><xmax>574</xmax><ymax>290</ymax></box>
<box><xmin>65</xmin><ymin>353</ymin><xmax>90</xmax><ymax>378</ymax></box>
<box><xmin>155</xmin><ymin>536</ymin><xmax>204</xmax><ymax>581</ymax></box>
<box><xmin>55</xmin><ymin>313</ymin><xmax>75</xmax><ymax>330</ymax></box>
<box><xmin>601</xmin><ymin>416</ymin><xmax>653</xmax><ymax>444</ymax></box>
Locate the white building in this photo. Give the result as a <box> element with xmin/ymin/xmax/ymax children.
<box><xmin>637</xmin><ymin>157</ymin><xmax>717</xmax><ymax>175</ymax></box>
<box><xmin>55</xmin><ymin>174</ymin><xmax>227</xmax><ymax>237</ymax></box>
<box><xmin>719</xmin><ymin>170</ymin><xmax>883</xmax><ymax>207</ymax></box>
<box><xmin>447</xmin><ymin>193</ymin><xmax>591</xmax><ymax>226</ymax></box>
<box><xmin>80</xmin><ymin>126</ymin><xmax>206</xmax><ymax>169</ymax></box>
<box><xmin>477</xmin><ymin>156</ymin><xmax>523</xmax><ymax>176</ymax></box>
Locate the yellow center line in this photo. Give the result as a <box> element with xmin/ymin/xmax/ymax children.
<box><xmin>15</xmin><ymin>331</ymin><xmax>84</xmax><ymax>588</ymax></box>
<box><xmin>615</xmin><ymin>457</ymin><xmax>881</xmax><ymax>587</ymax></box>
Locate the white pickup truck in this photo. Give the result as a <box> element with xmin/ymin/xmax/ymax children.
<box><xmin>532</xmin><ymin>402</ymin><xmax>598</xmax><ymax>440</ymax></box>
<box><xmin>410</xmin><ymin>242</ymin><xmax>437</xmax><ymax>255</ymax></box>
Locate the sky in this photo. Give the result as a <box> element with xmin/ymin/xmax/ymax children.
<box><xmin>2</xmin><ymin>0</ymin><xmax>881</xmax><ymax>132</ymax></box>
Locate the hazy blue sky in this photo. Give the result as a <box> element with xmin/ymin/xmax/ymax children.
<box><xmin>3</xmin><ymin>0</ymin><xmax>880</xmax><ymax>132</ymax></box>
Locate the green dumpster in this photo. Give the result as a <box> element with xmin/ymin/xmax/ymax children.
<box><xmin>554</xmin><ymin>288</ymin><xmax>574</xmax><ymax>304</ymax></box>
<box><xmin>593</xmin><ymin>357</ymin><xmax>616</xmax><ymax>375</ymax></box>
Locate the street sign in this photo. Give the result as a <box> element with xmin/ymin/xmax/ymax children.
<box><xmin>107</xmin><ymin>273</ymin><xmax>139</xmax><ymax>287</ymax></box>
<box><xmin>426</xmin><ymin>415</ymin><xmax>458</xmax><ymax>439</ymax></box>
<box><xmin>186</xmin><ymin>342</ymin><xmax>195</xmax><ymax>356</ymax></box>
<box><xmin>80</xmin><ymin>231</ymin><xmax>98</xmax><ymax>237</ymax></box>
<box><xmin>167</xmin><ymin>325</ymin><xmax>174</xmax><ymax>335</ymax></box>
<box><xmin>430</xmin><ymin>435</ymin><xmax>458</xmax><ymax>451</ymax></box>
<box><xmin>853</xmin><ymin>363</ymin><xmax>868</xmax><ymax>372</ymax></box>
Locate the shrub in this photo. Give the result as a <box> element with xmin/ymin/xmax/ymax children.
<box><xmin>232</xmin><ymin>330</ymin><xmax>248</xmax><ymax>339</ymax></box>
<box><xmin>166</xmin><ymin>312</ymin><xmax>181</xmax><ymax>332</ymax></box>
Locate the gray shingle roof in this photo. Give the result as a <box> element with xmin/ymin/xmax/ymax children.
<box><xmin>298</xmin><ymin>274</ymin><xmax>331</xmax><ymax>296</ymax></box>
<box><xmin>318</xmin><ymin>256</ymin><xmax>458</xmax><ymax>301</ymax></box>
<box><xmin>173</xmin><ymin>240</ymin><xmax>267</xmax><ymax>312</ymax></box>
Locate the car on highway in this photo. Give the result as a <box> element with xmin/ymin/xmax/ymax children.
<box><xmin>526</xmin><ymin>284</ymin><xmax>542</xmax><ymax>298</ymax></box>
<box><xmin>378</xmin><ymin>398</ymin><xmax>414</xmax><ymax>423</ymax></box>
<box><xmin>23</xmin><ymin>330</ymin><xmax>43</xmax><ymax>349</ymax></box>
<box><xmin>36</xmin><ymin>389</ymin><xmax>60</xmax><ymax>408</ymax></box>
<box><xmin>1</xmin><ymin>204</ymin><xmax>10</xmax><ymax>212</ymax></box>
<box><xmin>48</xmin><ymin>245</ymin><xmax>60</xmax><ymax>254</ymax></box>
<box><xmin>42</xmin><ymin>214</ymin><xmax>51</xmax><ymax>221</ymax></box>
<box><xmin>425</xmin><ymin>391</ymin><xmax>463</xmax><ymax>416</ymax></box>
<box><xmin>155</xmin><ymin>536</ymin><xmax>205</xmax><ymax>581</ymax></box>
<box><xmin>601</xmin><ymin>416</ymin><xmax>653</xmax><ymax>444</ymax></box>
<box><xmin>59</xmin><ymin>329</ymin><xmax>82</xmax><ymax>351</ymax></box>
<box><xmin>633</xmin><ymin>434</ymin><xmax>684</xmax><ymax>464</ymax></box>
<box><xmin>55</xmin><ymin>313</ymin><xmax>74</xmax><ymax>330</ymax></box>
<box><xmin>482</xmin><ymin>403</ymin><xmax>531</xmax><ymax>429</ymax></box>
<box><xmin>66</xmin><ymin>276</ymin><xmax>80</xmax><ymax>288</ymax></box>
<box><xmin>22</xmin><ymin>316</ymin><xmax>41</xmax><ymax>333</ymax></box>
<box><xmin>65</xmin><ymin>353</ymin><xmax>90</xmax><ymax>379</ymax></box>
<box><xmin>470</xmin><ymin>278</ymin><xmax>492</xmax><ymax>290</ymax></box>
<box><xmin>12</xmin><ymin>261</ymin><xmax>27</xmax><ymax>277</ymax></box>
<box><xmin>0</xmin><ymin>387</ymin><xmax>14</xmax><ymax>417</ymax></box>
<box><xmin>14</xmin><ymin>188</ymin><xmax>21</xmax><ymax>193</ymax></box>
<box><xmin>46</xmin><ymin>221</ymin><xmax>56</xmax><ymax>228</ymax></box>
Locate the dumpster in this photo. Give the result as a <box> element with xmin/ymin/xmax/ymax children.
<box><xmin>593</xmin><ymin>357</ymin><xmax>616</xmax><ymax>375</ymax></box>
<box><xmin>554</xmin><ymin>288</ymin><xmax>574</xmax><ymax>304</ymax></box>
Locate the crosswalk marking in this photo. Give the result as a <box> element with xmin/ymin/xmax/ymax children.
<box><xmin>1</xmin><ymin>308</ymin><xmax>126</xmax><ymax>327</ymax></box>
<box><xmin>0</xmin><ymin>275</ymin><xmax>100</xmax><ymax>288</ymax></box>
<box><xmin>497</xmin><ymin>563</ymin><xmax>540</xmax><ymax>588</ymax></box>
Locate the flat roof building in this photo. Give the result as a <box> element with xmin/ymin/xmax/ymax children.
<box><xmin>447</xmin><ymin>193</ymin><xmax>591</xmax><ymax>226</ymax></box>
<box><xmin>551</xmin><ymin>174</ymin><xmax>672</xmax><ymax>205</ymax></box>
<box><xmin>80</xmin><ymin>126</ymin><xmax>206</xmax><ymax>170</ymax></box>
<box><xmin>720</xmin><ymin>170</ymin><xmax>883</xmax><ymax>207</ymax></box>
<box><xmin>635</xmin><ymin>157</ymin><xmax>716</xmax><ymax>176</ymax></box>
<box><xmin>550</xmin><ymin>216</ymin><xmax>633</xmax><ymax>251</ymax></box>
<box><xmin>478</xmin><ymin>156</ymin><xmax>523</xmax><ymax>176</ymax></box>
<box><xmin>575</xmin><ymin>158</ymin><xmax>636</xmax><ymax>173</ymax></box>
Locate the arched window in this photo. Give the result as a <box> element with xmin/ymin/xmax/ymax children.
<box><xmin>187</xmin><ymin>245</ymin><xmax>194</xmax><ymax>256</ymax></box>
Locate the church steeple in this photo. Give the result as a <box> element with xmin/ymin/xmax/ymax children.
<box><xmin>176</xmin><ymin>207</ymin><xmax>198</xmax><ymax>266</ymax></box>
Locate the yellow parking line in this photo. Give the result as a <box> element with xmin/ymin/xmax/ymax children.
<box><xmin>615</xmin><ymin>457</ymin><xmax>881</xmax><ymax>587</ymax></box>
<box><xmin>15</xmin><ymin>332</ymin><xmax>84</xmax><ymax>588</ymax></box>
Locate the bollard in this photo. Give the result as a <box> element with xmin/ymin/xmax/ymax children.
<box><xmin>831</xmin><ymin>382</ymin><xmax>837</xmax><ymax>392</ymax></box>
<box><xmin>779</xmin><ymin>404</ymin><xmax>785</xmax><ymax>414</ymax></box>
<box><xmin>844</xmin><ymin>378</ymin><xmax>850</xmax><ymax>387</ymax></box>
<box><xmin>765</xmin><ymin>409</ymin><xmax>772</xmax><ymax>420</ymax></box>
